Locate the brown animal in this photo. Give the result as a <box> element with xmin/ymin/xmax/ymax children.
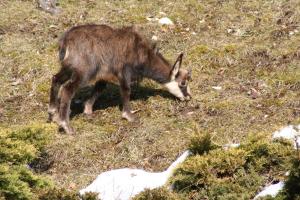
<box><xmin>48</xmin><ymin>24</ymin><xmax>192</xmax><ymax>134</ymax></box>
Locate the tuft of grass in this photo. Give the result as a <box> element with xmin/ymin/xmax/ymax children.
<box><xmin>189</xmin><ymin>130</ymin><xmax>218</xmax><ymax>155</ymax></box>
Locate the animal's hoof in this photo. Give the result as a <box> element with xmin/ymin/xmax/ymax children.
<box><xmin>48</xmin><ymin>107</ymin><xmax>58</xmax><ymax>122</ymax></box>
<box><xmin>122</xmin><ymin>111</ymin><xmax>136</xmax><ymax>122</ymax></box>
<box><xmin>65</xmin><ymin>127</ymin><xmax>75</xmax><ymax>135</ymax></box>
<box><xmin>47</xmin><ymin>114</ymin><xmax>53</xmax><ymax>123</ymax></box>
<box><xmin>52</xmin><ymin>113</ymin><xmax>60</xmax><ymax>124</ymax></box>
<box><xmin>59</xmin><ymin>121</ymin><xmax>75</xmax><ymax>135</ymax></box>
<box><xmin>84</xmin><ymin>104</ymin><xmax>93</xmax><ymax>115</ymax></box>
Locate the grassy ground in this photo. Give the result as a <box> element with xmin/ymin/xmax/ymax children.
<box><xmin>0</xmin><ymin>0</ymin><xmax>300</xmax><ymax>194</ymax></box>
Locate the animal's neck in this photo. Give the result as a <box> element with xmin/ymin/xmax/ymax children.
<box><xmin>142</xmin><ymin>55</ymin><xmax>172</xmax><ymax>84</ymax></box>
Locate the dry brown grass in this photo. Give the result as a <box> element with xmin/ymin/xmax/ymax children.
<box><xmin>0</xmin><ymin>0</ymin><xmax>300</xmax><ymax>192</ymax></box>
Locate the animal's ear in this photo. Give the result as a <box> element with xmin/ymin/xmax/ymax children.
<box><xmin>171</xmin><ymin>53</ymin><xmax>184</xmax><ymax>80</ymax></box>
<box><xmin>151</xmin><ymin>42</ymin><xmax>159</xmax><ymax>54</ymax></box>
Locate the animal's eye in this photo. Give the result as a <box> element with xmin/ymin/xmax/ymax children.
<box><xmin>180</xmin><ymin>81</ymin><xmax>187</xmax><ymax>87</ymax></box>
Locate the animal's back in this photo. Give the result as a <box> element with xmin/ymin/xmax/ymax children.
<box><xmin>59</xmin><ymin>24</ymin><xmax>115</xmax><ymax>62</ymax></box>
<box><xmin>59</xmin><ymin>24</ymin><xmax>144</xmax><ymax>85</ymax></box>
<box><xmin>59</xmin><ymin>25</ymin><xmax>140</xmax><ymax>85</ymax></box>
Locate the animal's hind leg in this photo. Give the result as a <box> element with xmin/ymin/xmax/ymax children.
<box><xmin>58</xmin><ymin>71</ymin><xmax>81</xmax><ymax>134</ymax></box>
<box><xmin>48</xmin><ymin>67</ymin><xmax>71</xmax><ymax>122</ymax></box>
<box><xmin>84</xmin><ymin>81</ymin><xmax>107</xmax><ymax>115</ymax></box>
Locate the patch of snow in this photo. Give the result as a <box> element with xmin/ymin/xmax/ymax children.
<box><xmin>212</xmin><ymin>86</ymin><xmax>222</xmax><ymax>90</ymax></box>
<box><xmin>254</xmin><ymin>181</ymin><xmax>284</xmax><ymax>199</ymax></box>
<box><xmin>272</xmin><ymin>125</ymin><xmax>300</xmax><ymax>148</ymax></box>
<box><xmin>223</xmin><ymin>143</ymin><xmax>240</xmax><ymax>150</ymax></box>
<box><xmin>80</xmin><ymin>151</ymin><xmax>190</xmax><ymax>200</ymax></box>
<box><xmin>158</xmin><ymin>17</ymin><xmax>174</xmax><ymax>25</ymax></box>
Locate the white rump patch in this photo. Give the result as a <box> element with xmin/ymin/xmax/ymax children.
<box><xmin>164</xmin><ymin>81</ymin><xmax>184</xmax><ymax>100</ymax></box>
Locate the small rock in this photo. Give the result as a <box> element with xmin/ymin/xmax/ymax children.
<box><xmin>227</xmin><ymin>28</ymin><xmax>234</xmax><ymax>34</ymax></box>
<box><xmin>11</xmin><ymin>79</ymin><xmax>22</xmax><ymax>86</ymax></box>
<box><xmin>146</xmin><ymin>16</ymin><xmax>156</xmax><ymax>21</ymax></box>
<box><xmin>69</xmin><ymin>182</ymin><xmax>76</xmax><ymax>190</ymax></box>
<box><xmin>159</xmin><ymin>11</ymin><xmax>166</xmax><ymax>16</ymax></box>
<box><xmin>158</xmin><ymin>17</ymin><xmax>174</xmax><ymax>25</ymax></box>
<box><xmin>248</xmin><ymin>88</ymin><xmax>260</xmax><ymax>99</ymax></box>
<box><xmin>151</xmin><ymin>35</ymin><xmax>158</xmax><ymax>41</ymax></box>
<box><xmin>38</xmin><ymin>0</ymin><xmax>61</xmax><ymax>15</ymax></box>
<box><xmin>223</xmin><ymin>143</ymin><xmax>240</xmax><ymax>150</ymax></box>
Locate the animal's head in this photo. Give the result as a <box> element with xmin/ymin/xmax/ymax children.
<box><xmin>164</xmin><ymin>53</ymin><xmax>192</xmax><ymax>101</ymax></box>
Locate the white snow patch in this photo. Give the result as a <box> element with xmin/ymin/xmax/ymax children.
<box><xmin>80</xmin><ymin>151</ymin><xmax>190</xmax><ymax>200</ymax></box>
<box><xmin>158</xmin><ymin>17</ymin><xmax>174</xmax><ymax>25</ymax></box>
<box><xmin>223</xmin><ymin>143</ymin><xmax>240</xmax><ymax>150</ymax></box>
<box><xmin>272</xmin><ymin>124</ymin><xmax>300</xmax><ymax>148</ymax></box>
<box><xmin>254</xmin><ymin>181</ymin><xmax>284</xmax><ymax>199</ymax></box>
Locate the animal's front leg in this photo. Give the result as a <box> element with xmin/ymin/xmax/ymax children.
<box><xmin>120</xmin><ymin>82</ymin><xmax>136</xmax><ymax>122</ymax></box>
<box><xmin>119</xmin><ymin>70</ymin><xmax>136</xmax><ymax>122</ymax></box>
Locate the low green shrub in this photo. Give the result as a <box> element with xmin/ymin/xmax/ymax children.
<box><xmin>0</xmin><ymin>124</ymin><xmax>54</xmax><ymax>200</ymax></box>
<box><xmin>133</xmin><ymin>187</ymin><xmax>182</xmax><ymax>200</ymax></box>
<box><xmin>169</xmin><ymin>134</ymin><xmax>294</xmax><ymax>200</ymax></box>
<box><xmin>38</xmin><ymin>188</ymin><xmax>98</xmax><ymax>200</ymax></box>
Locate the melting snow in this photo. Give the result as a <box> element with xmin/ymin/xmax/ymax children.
<box><xmin>254</xmin><ymin>182</ymin><xmax>284</xmax><ymax>199</ymax></box>
<box><xmin>80</xmin><ymin>124</ymin><xmax>300</xmax><ymax>200</ymax></box>
<box><xmin>223</xmin><ymin>143</ymin><xmax>240</xmax><ymax>150</ymax></box>
<box><xmin>158</xmin><ymin>17</ymin><xmax>174</xmax><ymax>25</ymax></box>
<box><xmin>272</xmin><ymin>124</ymin><xmax>300</xmax><ymax>148</ymax></box>
<box><xmin>80</xmin><ymin>151</ymin><xmax>190</xmax><ymax>200</ymax></box>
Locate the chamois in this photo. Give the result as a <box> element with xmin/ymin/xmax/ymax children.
<box><xmin>48</xmin><ymin>24</ymin><xmax>192</xmax><ymax>134</ymax></box>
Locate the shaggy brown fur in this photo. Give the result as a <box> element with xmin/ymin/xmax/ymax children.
<box><xmin>48</xmin><ymin>24</ymin><xmax>191</xmax><ymax>134</ymax></box>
